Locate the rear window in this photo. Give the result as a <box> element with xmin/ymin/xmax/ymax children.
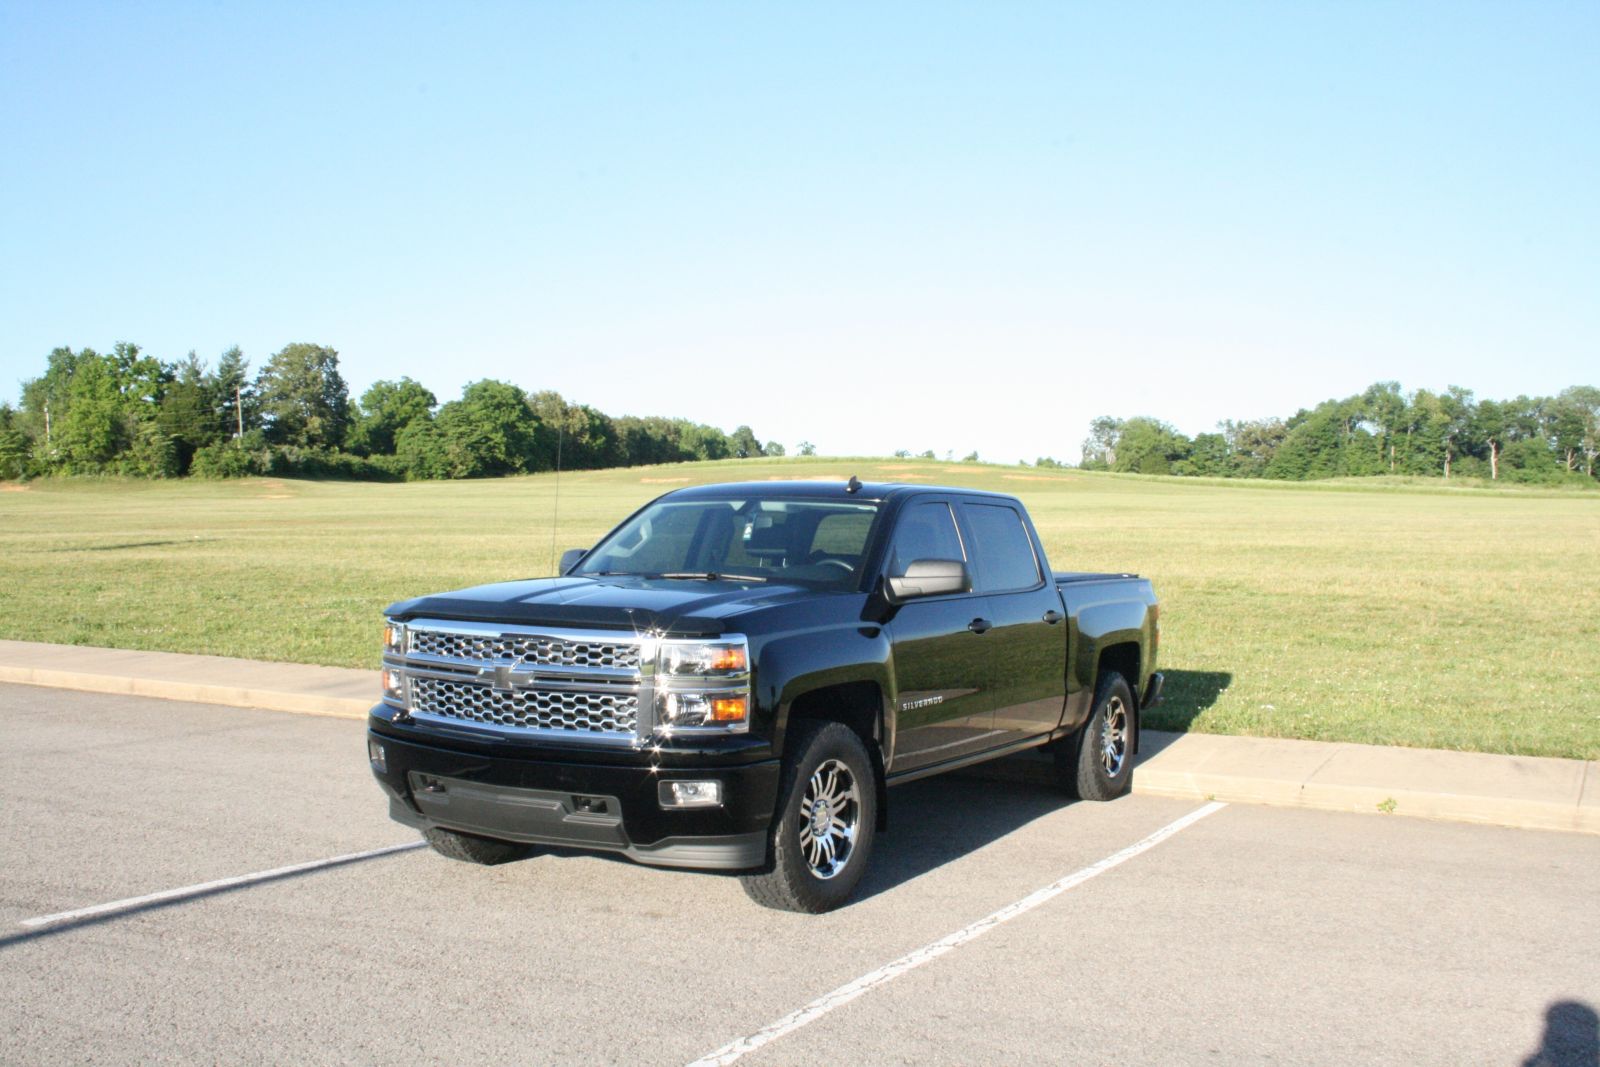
<box><xmin>962</xmin><ymin>503</ymin><xmax>1042</xmax><ymax>592</ymax></box>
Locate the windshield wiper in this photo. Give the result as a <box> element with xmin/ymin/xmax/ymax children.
<box><xmin>652</xmin><ymin>571</ymin><xmax>769</xmax><ymax>583</ymax></box>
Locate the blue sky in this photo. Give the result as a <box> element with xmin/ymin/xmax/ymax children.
<box><xmin>2</xmin><ymin>2</ymin><xmax>1595</xmax><ymax>463</ymax></box>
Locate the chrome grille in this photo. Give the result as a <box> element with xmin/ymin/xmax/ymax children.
<box><xmin>408</xmin><ymin>629</ymin><xmax>642</xmax><ymax>671</ymax></box>
<box><xmin>411</xmin><ymin>677</ymin><xmax>639</xmax><ymax>736</ymax></box>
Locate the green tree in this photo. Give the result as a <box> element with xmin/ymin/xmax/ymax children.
<box><xmin>729</xmin><ymin>425</ymin><xmax>763</xmax><ymax>459</ymax></box>
<box><xmin>394</xmin><ymin>418</ymin><xmax>451</xmax><ymax>480</ymax></box>
<box><xmin>255</xmin><ymin>343</ymin><xmax>350</xmax><ymax>448</ymax></box>
<box><xmin>0</xmin><ymin>404</ymin><xmax>29</xmax><ymax>479</ymax></box>
<box><xmin>1220</xmin><ymin>418</ymin><xmax>1286</xmax><ymax>477</ymax></box>
<box><xmin>1267</xmin><ymin>396</ymin><xmax>1380</xmax><ymax>480</ymax></box>
<box><xmin>431</xmin><ymin>379</ymin><xmax>538</xmax><ymax>477</ymax></box>
<box><xmin>1433</xmin><ymin>386</ymin><xmax>1476</xmax><ymax>479</ymax></box>
<box><xmin>57</xmin><ymin>354</ymin><xmax>126</xmax><ymax>470</ymax></box>
<box><xmin>1183</xmin><ymin>432</ymin><xmax>1232</xmax><ymax>476</ymax></box>
<box><xmin>1112</xmin><ymin>418</ymin><xmax>1190</xmax><ymax>475</ymax></box>
<box><xmin>1556</xmin><ymin>386</ymin><xmax>1600</xmax><ymax>478</ymax></box>
<box><xmin>1080</xmin><ymin>416</ymin><xmax>1123</xmax><ymax>470</ymax></box>
<box><xmin>348</xmin><ymin>378</ymin><xmax>436</xmax><ymax>456</ymax></box>
<box><xmin>528</xmin><ymin>391</ymin><xmax>618</xmax><ymax>470</ymax></box>
<box><xmin>679</xmin><ymin>423</ymin><xmax>730</xmax><ymax>461</ymax></box>
<box><xmin>614</xmin><ymin>415</ymin><xmax>682</xmax><ymax>466</ymax></box>
<box><xmin>214</xmin><ymin>346</ymin><xmax>253</xmax><ymax>440</ymax></box>
<box><xmin>1361</xmin><ymin>381</ymin><xmax>1408</xmax><ymax>473</ymax></box>
<box><xmin>157</xmin><ymin>352</ymin><xmax>220</xmax><ymax>472</ymax></box>
<box><xmin>764</xmin><ymin>441</ymin><xmax>785</xmax><ymax>457</ymax></box>
<box><xmin>797</xmin><ymin>440</ymin><xmax>817</xmax><ymax>457</ymax></box>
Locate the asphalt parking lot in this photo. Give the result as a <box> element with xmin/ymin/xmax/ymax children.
<box><xmin>3</xmin><ymin>683</ymin><xmax>1597</xmax><ymax>1066</ymax></box>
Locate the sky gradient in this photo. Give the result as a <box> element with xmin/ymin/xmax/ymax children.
<box><xmin>3</xmin><ymin>2</ymin><xmax>1596</xmax><ymax>462</ymax></box>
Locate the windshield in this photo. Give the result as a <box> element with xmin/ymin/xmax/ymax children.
<box><xmin>573</xmin><ymin>497</ymin><xmax>880</xmax><ymax>590</ymax></box>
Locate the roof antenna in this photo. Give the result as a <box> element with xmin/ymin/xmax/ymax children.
<box><xmin>846</xmin><ymin>474</ymin><xmax>862</xmax><ymax>494</ymax></box>
<box><xmin>548</xmin><ymin>416</ymin><xmax>564</xmax><ymax>574</ymax></box>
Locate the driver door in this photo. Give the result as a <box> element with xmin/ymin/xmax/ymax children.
<box><xmin>882</xmin><ymin>499</ymin><xmax>1001</xmax><ymax>773</ymax></box>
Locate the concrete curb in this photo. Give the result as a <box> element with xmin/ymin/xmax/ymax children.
<box><xmin>0</xmin><ymin>640</ymin><xmax>371</xmax><ymax>720</ymax></box>
<box><xmin>2</xmin><ymin>639</ymin><xmax>1595</xmax><ymax>836</ymax></box>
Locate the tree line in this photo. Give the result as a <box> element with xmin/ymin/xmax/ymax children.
<box><xmin>1076</xmin><ymin>382</ymin><xmax>1600</xmax><ymax>485</ymax></box>
<box><xmin>0</xmin><ymin>342</ymin><xmax>786</xmax><ymax>481</ymax></box>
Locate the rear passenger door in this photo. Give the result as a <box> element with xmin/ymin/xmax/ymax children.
<box><xmin>957</xmin><ymin>500</ymin><xmax>1068</xmax><ymax>740</ymax></box>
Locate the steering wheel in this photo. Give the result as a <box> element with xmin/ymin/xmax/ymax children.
<box><xmin>809</xmin><ymin>555</ymin><xmax>856</xmax><ymax>573</ymax></box>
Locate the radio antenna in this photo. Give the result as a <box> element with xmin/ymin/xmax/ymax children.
<box><xmin>549</xmin><ymin>416</ymin><xmax>564</xmax><ymax>574</ymax></box>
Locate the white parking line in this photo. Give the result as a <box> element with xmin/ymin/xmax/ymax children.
<box><xmin>687</xmin><ymin>800</ymin><xmax>1228</xmax><ymax>1067</ymax></box>
<box><xmin>18</xmin><ymin>842</ymin><xmax>427</xmax><ymax>929</ymax></box>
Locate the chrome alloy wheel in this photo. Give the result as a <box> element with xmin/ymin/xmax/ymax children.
<box><xmin>1100</xmin><ymin>695</ymin><xmax>1129</xmax><ymax>777</ymax></box>
<box><xmin>798</xmin><ymin>758</ymin><xmax>860</xmax><ymax>880</ymax></box>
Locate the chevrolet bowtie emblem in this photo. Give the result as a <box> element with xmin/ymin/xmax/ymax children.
<box><xmin>481</xmin><ymin>665</ymin><xmax>523</xmax><ymax>690</ymax></box>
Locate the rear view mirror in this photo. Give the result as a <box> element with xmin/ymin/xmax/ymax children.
<box><xmin>559</xmin><ymin>548</ymin><xmax>588</xmax><ymax>575</ymax></box>
<box><xmin>886</xmin><ymin>559</ymin><xmax>969</xmax><ymax>601</ymax></box>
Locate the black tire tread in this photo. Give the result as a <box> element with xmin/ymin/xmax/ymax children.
<box><xmin>739</xmin><ymin>720</ymin><xmax>877</xmax><ymax>913</ymax></box>
<box><xmin>1057</xmin><ymin>670</ymin><xmax>1136</xmax><ymax>802</ymax></box>
<box><xmin>423</xmin><ymin>826</ymin><xmax>533</xmax><ymax>865</ymax></box>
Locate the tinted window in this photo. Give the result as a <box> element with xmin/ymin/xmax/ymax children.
<box><xmin>885</xmin><ymin>501</ymin><xmax>966</xmax><ymax>577</ymax></box>
<box><xmin>963</xmin><ymin>503</ymin><xmax>1041</xmax><ymax>592</ymax></box>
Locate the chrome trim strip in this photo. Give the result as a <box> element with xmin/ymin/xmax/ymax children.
<box><xmin>404</xmin><ymin>710</ymin><xmax>643</xmax><ymax>747</ymax></box>
<box><xmin>403</xmin><ymin>650</ymin><xmax>641</xmax><ymax>681</ymax></box>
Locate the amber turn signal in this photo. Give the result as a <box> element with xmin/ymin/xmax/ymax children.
<box><xmin>710</xmin><ymin>697</ymin><xmax>748</xmax><ymax>723</ymax></box>
<box><xmin>709</xmin><ymin>646</ymin><xmax>747</xmax><ymax>672</ymax></box>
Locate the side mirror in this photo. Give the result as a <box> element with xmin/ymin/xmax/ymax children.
<box><xmin>559</xmin><ymin>548</ymin><xmax>588</xmax><ymax>575</ymax></box>
<box><xmin>885</xmin><ymin>559</ymin><xmax>969</xmax><ymax>601</ymax></box>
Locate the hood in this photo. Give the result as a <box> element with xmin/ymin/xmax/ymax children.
<box><xmin>384</xmin><ymin>574</ymin><xmax>829</xmax><ymax>635</ymax></box>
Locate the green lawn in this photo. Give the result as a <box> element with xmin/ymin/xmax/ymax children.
<box><xmin>3</xmin><ymin>459</ymin><xmax>1597</xmax><ymax>759</ymax></box>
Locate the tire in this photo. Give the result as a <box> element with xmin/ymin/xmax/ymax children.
<box><xmin>423</xmin><ymin>827</ymin><xmax>533</xmax><ymax>865</ymax></box>
<box><xmin>1057</xmin><ymin>670</ymin><xmax>1136</xmax><ymax>801</ymax></box>
<box><xmin>740</xmin><ymin>720</ymin><xmax>879</xmax><ymax>914</ymax></box>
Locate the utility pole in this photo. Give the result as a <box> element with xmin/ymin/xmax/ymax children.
<box><xmin>236</xmin><ymin>384</ymin><xmax>244</xmax><ymax>441</ymax></box>
<box><xmin>44</xmin><ymin>400</ymin><xmax>51</xmax><ymax>446</ymax></box>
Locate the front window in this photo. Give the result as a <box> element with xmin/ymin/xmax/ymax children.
<box><xmin>574</xmin><ymin>497</ymin><xmax>880</xmax><ymax>590</ymax></box>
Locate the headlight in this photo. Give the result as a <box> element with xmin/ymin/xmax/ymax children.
<box><xmin>654</xmin><ymin>637</ymin><xmax>750</xmax><ymax>733</ymax></box>
<box><xmin>658</xmin><ymin>639</ymin><xmax>748</xmax><ymax>676</ymax></box>
<box><xmin>381</xmin><ymin>620</ymin><xmax>408</xmax><ymax>709</ymax></box>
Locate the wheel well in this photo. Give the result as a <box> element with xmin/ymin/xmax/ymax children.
<box><xmin>1096</xmin><ymin>642</ymin><xmax>1142</xmax><ymax>753</ymax></box>
<box><xmin>1097</xmin><ymin>642</ymin><xmax>1141</xmax><ymax>694</ymax></box>
<box><xmin>785</xmin><ymin>681</ymin><xmax>889</xmax><ymax>831</ymax></box>
<box><xmin>787</xmin><ymin>681</ymin><xmax>883</xmax><ymax>748</ymax></box>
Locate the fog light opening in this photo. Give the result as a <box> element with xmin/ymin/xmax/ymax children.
<box><xmin>659</xmin><ymin>780</ymin><xmax>722</xmax><ymax>809</ymax></box>
<box><xmin>367</xmin><ymin>738</ymin><xmax>387</xmax><ymax>773</ymax></box>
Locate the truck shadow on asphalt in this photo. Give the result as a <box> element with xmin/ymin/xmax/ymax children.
<box><xmin>852</xmin><ymin>769</ymin><xmax>1074</xmax><ymax>903</ymax></box>
<box><xmin>1143</xmin><ymin>669</ymin><xmax>1233</xmax><ymax>732</ymax></box>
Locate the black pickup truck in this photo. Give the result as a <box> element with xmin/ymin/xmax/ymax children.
<box><xmin>368</xmin><ymin>479</ymin><xmax>1161</xmax><ymax>912</ymax></box>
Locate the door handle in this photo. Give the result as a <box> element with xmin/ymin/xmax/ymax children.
<box><xmin>1042</xmin><ymin>610</ymin><xmax>1064</xmax><ymax>625</ymax></box>
<box><xmin>968</xmin><ymin>618</ymin><xmax>992</xmax><ymax>635</ymax></box>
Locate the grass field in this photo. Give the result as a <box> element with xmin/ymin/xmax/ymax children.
<box><xmin>3</xmin><ymin>459</ymin><xmax>1597</xmax><ymax>759</ymax></box>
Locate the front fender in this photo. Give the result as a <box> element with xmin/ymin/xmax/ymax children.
<box><xmin>754</xmin><ymin>624</ymin><xmax>893</xmax><ymax>759</ymax></box>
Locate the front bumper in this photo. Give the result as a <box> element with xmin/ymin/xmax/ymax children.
<box><xmin>368</xmin><ymin>724</ymin><xmax>781</xmax><ymax>871</ymax></box>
